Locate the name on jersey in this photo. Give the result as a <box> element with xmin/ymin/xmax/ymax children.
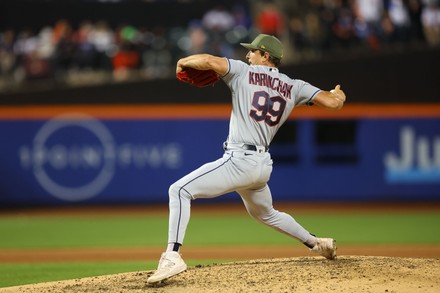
<box><xmin>249</xmin><ymin>72</ymin><xmax>292</xmax><ymax>99</ymax></box>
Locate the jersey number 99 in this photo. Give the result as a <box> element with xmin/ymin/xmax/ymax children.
<box><xmin>250</xmin><ymin>91</ymin><xmax>286</xmax><ymax>126</ymax></box>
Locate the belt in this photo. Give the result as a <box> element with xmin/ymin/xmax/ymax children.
<box><xmin>223</xmin><ymin>142</ymin><xmax>268</xmax><ymax>153</ymax></box>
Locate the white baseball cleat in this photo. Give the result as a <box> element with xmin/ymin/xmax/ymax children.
<box><xmin>311</xmin><ymin>238</ymin><xmax>337</xmax><ymax>260</ymax></box>
<box><xmin>147</xmin><ymin>251</ymin><xmax>187</xmax><ymax>284</ymax></box>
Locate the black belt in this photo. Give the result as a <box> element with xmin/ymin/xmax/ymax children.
<box><xmin>242</xmin><ymin>144</ymin><xmax>265</xmax><ymax>151</ymax></box>
<box><xmin>223</xmin><ymin>142</ymin><xmax>268</xmax><ymax>152</ymax></box>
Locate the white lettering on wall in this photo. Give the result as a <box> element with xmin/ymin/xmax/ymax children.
<box><xmin>19</xmin><ymin>113</ymin><xmax>183</xmax><ymax>201</ymax></box>
<box><xmin>384</xmin><ymin>126</ymin><xmax>440</xmax><ymax>183</ymax></box>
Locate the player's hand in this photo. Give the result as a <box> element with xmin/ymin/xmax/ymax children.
<box><xmin>330</xmin><ymin>85</ymin><xmax>346</xmax><ymax>104</ymax></box>
<box><xmin>176</xmin><ymin>63</ymin><xmax>184</xmax><ymax>75</ymax></box>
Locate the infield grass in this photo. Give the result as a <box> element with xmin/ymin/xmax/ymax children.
<box><xmin>1</xmin><ymin>207</ymin><xmax>439</xmax><ymax>287</ymax></box>
<box><xmin>0</xmin><ymin>260</ymin><xmax>216</xmax><ymax>288</ymax></box>
<box><xmin>1</xmin><ymin>212</ymin><xmax>439</xmax><ymax>249</ymax></box>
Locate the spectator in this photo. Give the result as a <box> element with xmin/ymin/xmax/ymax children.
<box><xmin>0</xmin><ymin>1</ymin><xmax>437</xmax><ymax>92</ymax></box>
<box><xmin>52</xmin><ymin>20</ymin><xmax>77</xmax><ymax>77</ymax></box>
<box><xmin>331</xmin><ymin>0</ymin><xmax>357</xmax><ymax>49</ymax></box>
<box><xmin>303</xmin><ymin>11</ymin><xmax>326</xmax><ymax>56</ymax></box>
<box><xmin>384</xmin><ymin>0</ymin><xmax>411</xmax><ymax>44</ymax></box>
<box><xmin>0</xmin><ymin>30</ymin><xmax>17</xmax><ymax>76</ymax></box>
<box><xmin>141</xmin><ymin>26</ymin><xmax>173</xmax><ymax>79</ymax></box>
<box><xmin>201</xmin><ymin>4</ymin><xmax>235</xmax><ymax>57</ymax></box>
<box><xmin>231</xmin><ymin>2</ymin><xmax>253</xmax><ymax>30</ymax></box>
<box><xmin>89</xmin><ymin>20</ymin><xmax>115</xmax><ymax>70</ymax></box>
<box><xmin>75</xmin><ymin>21</ymin><xmax>98</xmax><ymax>69</ymax></box>
<box><xmin>36</xmin><ymin>26</ymin><xmax>55</xmax><ymax>61</ymax></box>
<box><xmin>421</xmin><ymin>0</ymin><xmax>440</xmax><ymax>46</ymax></box>
<box><xmin>112</xmin><ymin>24</ymin><xmax>141</xmax><ymax>81</ymax></box>
<box><xmin>353</xmin><ymin>0</ymin><xmax>385</xmax><ymax>49</ymax></box>
<box><xmin>407</xmin><ymin>0</ymin><xmax>425</xmax><ymax>43</ymax></box>
<box><xmin>13</xmin><ymin>28</ymin><xmax>45</xmax><ymax>80</ymax></box>
<box><xmin>289</xmin><ymin>16</ymin><xmax>307</xmax><ymax>55</ymax></box>
<box><xmin>187</xmin><ymin>20</ymin><xmax>208</xmax><ymax>55</ymax></box>
<box><xmin>255</xmin><ymin>0</ymin><xmax>285</xmax><ymax>38</ymax></box>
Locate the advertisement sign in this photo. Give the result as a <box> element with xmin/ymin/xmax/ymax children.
<box><xmin>0</xmin><ymin>111</ymin><xmax>438</xmax><ymax>206</ymax></box>
<box><xmin>0</xmin><ymin>113</ymin><xmax>227</xmax><ymax>205</ymax></box>
<box><xmin>268</xmin><ymin>119</ymin><xmax>440</xmax><ymax>201</ymax></box>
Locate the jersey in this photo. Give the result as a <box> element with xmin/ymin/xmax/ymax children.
<box><xmin>164</xmin><ymin>57</ymin><xmax>324</xmax><ymax>259</ymax></box>
<box><xmin>221</xmin><ymin>59</ymin><xmax>322</xmax><ymax>148</ymax></box>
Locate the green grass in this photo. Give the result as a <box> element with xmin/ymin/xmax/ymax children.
<box><xmin>0</xmin><ymin>260</ymin><xmax>217</xmax><ymax>288</ymax></box>
<box><xmin>299</xmin><ymin>213</ymin><xmax>440</xmax><ymax>244</ymax></box>
<box><xmin>0</xmin><ymin>261</ymin><xmax>146</xmax><ymax>288</ymax></box>
<box><xmin>0</xmin><ymin>216</ymin><xmax>168</xmax><ymax>249</ymax></box>
<box><xmin>1</xmin><ymin>212</ymin><xmax>440</xmax><ymax>249</ymax></box>
<box><xmin>1</xmin><ymin>210</ymin><xmax>439</xmax><ymax>288</ymax></box>
<box><xmin>188</xmin><ymin>212</ymin><xmax>440</xmax><ymax>245</ymax></box>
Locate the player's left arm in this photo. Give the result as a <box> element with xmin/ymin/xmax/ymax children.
<box><xmin>312</xmin><ymin>85</ymin><xmax>346</xmax><ymax>111</ymax></box>
<box><xmin>176</xmin><ymin>54</ymin><xmax>229</xmax><ymax>76</ymax></box>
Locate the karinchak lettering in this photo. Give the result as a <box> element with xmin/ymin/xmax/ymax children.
<box><xmin>249</xmin><ymin>71</ymin><xmax>293</xmax><ymax>99</ymax></box>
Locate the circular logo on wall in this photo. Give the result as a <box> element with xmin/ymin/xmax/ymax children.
<box><xmin>32</xmin><ymin>113</ymin><xmax>115</xmax><ymax>201</ymax></box>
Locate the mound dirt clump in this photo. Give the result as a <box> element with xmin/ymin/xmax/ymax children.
<box><xmin>3</xmin><ymin>256</ymin><xmax>440</xmax><ymax>293</ymax></box>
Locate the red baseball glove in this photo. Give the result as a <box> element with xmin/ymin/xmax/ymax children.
<box><xmin>176</xmin><ymin>68</ymin><xmax>220</xmax><ymax>88</ymax></box>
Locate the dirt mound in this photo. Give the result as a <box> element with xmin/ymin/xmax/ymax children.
<box><xmin>3</xmin><ymin>256</ymin><xmax>440</xmax><ymax>293</ymax></box>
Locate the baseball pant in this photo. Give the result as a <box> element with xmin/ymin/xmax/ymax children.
<box><xmin>167</xmin><ymin>149</ymin><xmax>316</xmax><ymax>247</ymax></box>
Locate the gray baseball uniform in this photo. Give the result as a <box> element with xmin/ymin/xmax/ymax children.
<box><xmin>168</xmin><ymin>58</ymin><xmax>321</xmax><ymax>249</ymax></box>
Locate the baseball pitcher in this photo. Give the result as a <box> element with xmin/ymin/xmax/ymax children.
<box><xmin>148</xmin><ymin>34</ymin><xmax>346</xmax><ymax>284</ymax></box>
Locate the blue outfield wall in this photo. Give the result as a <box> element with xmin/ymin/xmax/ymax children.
<box><xmin>0</xmin><ymin>114</ymin><xmax>439</xmax><ymax>206</ymax></box>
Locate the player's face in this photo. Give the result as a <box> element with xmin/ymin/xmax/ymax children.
<box><xmin>246</xmin><ymin>49</ymin><xmax>265</xmax><ymax>65</ymax></box>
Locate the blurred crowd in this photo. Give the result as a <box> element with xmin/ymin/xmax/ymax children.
<box><xmin>1</xmin><ymin>0</ymin><xmax>439</xmax><ymax>92</ymax></box>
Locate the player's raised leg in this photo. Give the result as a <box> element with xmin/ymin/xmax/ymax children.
<box><xmin>238</xmin><ymin>186</ymin><xmax>336</xmax><ymax>259</ymax></box>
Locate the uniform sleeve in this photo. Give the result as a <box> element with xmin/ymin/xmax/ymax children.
<box><xmin>294</xmin><ymin>80</ymin><xmax>322</xmax><ymax>106</ymax></box>
<box><xmin>221</xmin><ymin>59</ymin><xmax>249</xmax><ymax>85</ymax></box>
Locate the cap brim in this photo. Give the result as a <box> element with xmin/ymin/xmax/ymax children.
<box><xmin>240</xmin><ymin>43</ymin><xmax>258</xmax><ymax>50</ymax></box>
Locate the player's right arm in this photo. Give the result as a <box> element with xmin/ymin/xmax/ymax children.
<box><xmin>176</xmin><ymin>54</ymin><xmax>229</xmax><ymax>76</ymax></box>
<box><xmin>312</xmin><ymin>85</ymin><xmax>346</xmax><ymax>111</ymax></box>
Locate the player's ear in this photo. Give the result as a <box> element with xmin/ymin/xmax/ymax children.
<box><xmin>263</xmin><ymin>52</ymin><xmax>270</xmax><ymax>60</ymax></box>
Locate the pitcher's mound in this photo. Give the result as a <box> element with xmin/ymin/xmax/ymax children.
<box><xmin>5</xmin><ymin>256</ymin><xmax>440</xmax><ymax>293</ymax></box>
